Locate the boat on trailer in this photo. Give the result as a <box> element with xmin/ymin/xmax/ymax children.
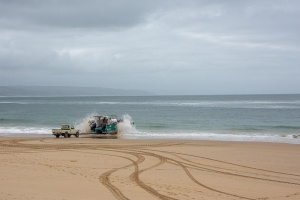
<box><xmin>88</xmin><ymin>115</ymin><xmax>121</xmax><ymax>135</ymax></box>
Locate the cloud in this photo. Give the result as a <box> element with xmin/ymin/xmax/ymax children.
<box><xmin>0</xmin><ymin>0</ymin><xmax>300</xmax><ymax>94</ymax></box>
<box><xmin>0</xmin><ymin>0</ymin><xmax>161</xmax><ymax>30</ymax></box>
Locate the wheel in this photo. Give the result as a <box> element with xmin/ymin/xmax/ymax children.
<box><xmin>64</xmin><ymin>132</ymin><xmax>68</xmax><ymax>138</ymax></box>
<box><xmin>75</xmin><ymin>131</ymin><xmax>79</xmax><ymax>138</ymax></box>
<box><xmin>96</xmin><ymin>129</ymin><xmax>102</xmax><ymax>134</ymax></box>
<box><xmin>56</xmin><ymin>135</ymin><xmax>59</xmax><ymax>138</ymax></box>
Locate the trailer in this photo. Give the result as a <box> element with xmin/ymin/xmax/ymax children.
<box><xmin>89</xmin><ymin>115</ymin><xmax>120</xmax><ymax>135</ymax></box>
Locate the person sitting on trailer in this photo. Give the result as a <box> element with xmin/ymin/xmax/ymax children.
<box><xmin>102</xmin><ymin>117</ymin><xmax>107</xmax><ymax>130</ymax></box>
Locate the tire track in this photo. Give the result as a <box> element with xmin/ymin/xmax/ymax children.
<box><xmin>123</xmin><ymin>149</ymin><xmax>255</xmax><ymax>200</ymax></box>
<box><xmin>2</xmin><ymin>139</ymin><xmax>189</xmax><ymax>200</ymax></box>
<box><xmin>2</xmin><ymin>138</ymin><xmax>300</xmax><ymax>200</ymax></box>
<box><xmin>127</xmin><ymin>151</ymin><xmax>176</xmax><ymax>200</ymax></box>
<box><xmin>171</xmin><ymin>153</ymin><xmax>300</xmax><ymax>183</ymax></box>
<box><xmin>60</xmin><ymin>147</ymin><xmax>172</xmax><ymax>200</ymax></box>
<box><xmin>138</xmin><ymin>148</ymin><xmax>300</xmax><ymax>186</ymax></box>
<box><xmin>99</xmin><ymin>154</ymin><xmax>143</xmax><ymax>200</ymax></box>
<box><xmin>106</xmin><ymin>146</ymin><xmax>300</xmax><ymax>199</ymax></box>
<box><xmin>95</xmin><ymin>146</ymin><xmax>255</xmax><ymax>200</ymax></box>
<box><xmin>143</xmin><ymin>148</ymin><xmax>300</xmax><ymax>177</ymax></box>
<box><xmin>95</xmin><ymin>148</ymin><xmax>178</xmax><ymax>200</ymax></box>
<box><xmin>170</xmin><ymin>158</ymin><xmax>255</xmax><ymax>200</ymax></box>
<box><xmin>0</xmin><ymin>139</ymin><xmax>182</xmax><ymax>152</ymax></box>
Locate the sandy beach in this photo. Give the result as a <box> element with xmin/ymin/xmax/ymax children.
<box><xmin>0</xmin><ymin>136</ymin><xmax>299</xmax><ymax>200</ymax></box>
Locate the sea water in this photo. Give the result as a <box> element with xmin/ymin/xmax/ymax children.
<box><xmin>0</xmin><ymin>94</ymin><xmax>299</xmax><ymax>144</ymax></box>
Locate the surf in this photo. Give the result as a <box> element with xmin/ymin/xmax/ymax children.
<box><xmin>75</xmin><ymin>113</ymin><xmax>136</xmax><ymax>137</ymax></box>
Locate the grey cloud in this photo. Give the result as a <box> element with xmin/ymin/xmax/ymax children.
<box><xmin>0</xmin><ymin>0</ymin><xmax>160</xmax><ymax>30</ymax></box>
<box><xmin>0</xmin><ymin>0</ymin><xmax>300</xmax><ymax>94</ymax></box>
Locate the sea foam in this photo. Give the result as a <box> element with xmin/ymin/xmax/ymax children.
<box><xmin>75</xmin><ymin>114</ymin><xmax>137</xmax><ymax>135</ymax></box>
<box><xmin>117</xmin><ymin>114</ymin><xmax>137</xmax><ymax>138</ymax></box>
<box><xmin>0</xmin><ymin>127</ymin><xmax>51</xmax><ymax>135</ymax></box>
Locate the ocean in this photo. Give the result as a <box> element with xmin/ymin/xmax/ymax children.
<box><xmin>0</xmin><ymin>94</ymin><xmax>300</xmax><ymax>144</ymax></box>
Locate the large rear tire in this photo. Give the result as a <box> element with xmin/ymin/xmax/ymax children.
<box><xmin>56</xmin><ymin>135</ymin><xmax>59</xmax><ymax>138</ymax></box>
<box><xmin>75</xmin><ymin>131</ymin><xmax>79</xmax><ymax>138</ymax></box>
<box><xmin>64</xmin><ymin>132</ymin><xmax>68</xmax><ymax>138</ymax></box>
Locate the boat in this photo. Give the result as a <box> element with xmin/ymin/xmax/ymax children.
<box><xmin>88</xmin><ymin>115</ymin><xmax>121</xmax><ymax>135</ymax></box>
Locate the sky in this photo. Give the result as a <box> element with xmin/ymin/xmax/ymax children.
<box><xmin>0</xmin><ymin>0</ymin><xmax>299</xmax><ymax>95</ymax></box>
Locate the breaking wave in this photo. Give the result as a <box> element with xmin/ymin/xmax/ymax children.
<box><xmin>0</xmin><ymin>127</ymin><xmax>51</xmax><ymax>135</ymax></box>
<box><xmin>119</xmin><ymin>131</ymin><xmax>300</xmax><ymax>144</ymax></box>
<box><xmin>117</xmin><ymin>114</ymin><xmax>137</xmax><ymax>138</ymax></box>
<box><xmin>75</xmin><ymin>112</ymin><xmax>98</xmax><ymax>133</ymax></box>
<box><xmin>75</xmin><ymin>114</ymin><xmax>137</xmax><ymax>136</ymax></box>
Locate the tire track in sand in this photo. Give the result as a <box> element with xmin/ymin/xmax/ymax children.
<box><xmin>101</xmin><ymin>145</ymin><xmax>300</xmax><ymax>199</ymax></box>
<box><xmin>122</xmin><ymin>149</ymin><xmax>255</xmax><ymax>200</ymax></box>
<box><xmin>98</xmin><ymin>154</ymin><xmax>144</xmax><ymax>200</ymax></box>
<box><xmin>96</xmin><ymin>148</ymin><xmax>177</xmax><ymax>200</ymax></box>
<box><xmin>94</xmin><ymin>146</ymin><xmax>254</xmax><ymax>200</ymax></box>
<box><xmin>2</xmin><ymin>138</ymin><xmax>300</xmax><ymax>200</ymax></box>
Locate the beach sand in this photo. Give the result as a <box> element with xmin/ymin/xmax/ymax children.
<box><xmin>0</xmin><ymin>136</ymin><xmax>299</xmax><ymax>200</ymax></box>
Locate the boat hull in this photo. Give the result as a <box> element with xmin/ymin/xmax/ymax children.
<box><xmin>92</xmin><ymin>123</ymin><xmax>118</xmax><ymax>135</ymax></box>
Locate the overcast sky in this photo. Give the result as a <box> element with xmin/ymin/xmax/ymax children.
<box><xmin>0</xmin><ymin>0</ymin><xmax>299</xmax><ymax>95</ymax></box>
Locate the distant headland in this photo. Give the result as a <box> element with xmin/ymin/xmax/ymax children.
<box><xmin>0</xmin><ymin>86</ymin><xmax>154</xmax><ymax>96</ymax></box>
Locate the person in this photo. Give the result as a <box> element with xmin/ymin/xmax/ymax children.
<box><xmin>101</xmin><ymin>117</ymin><xmax>107</xmax><ymax>130</ymax></box>
<box><xmin>95</xmin><ymin>117</ymin><xmax>101</xmax><ymax>127</ymax></box>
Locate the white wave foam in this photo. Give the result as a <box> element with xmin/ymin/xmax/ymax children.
<box><xmin>1</xmin><ymin>99</ymin><xmax>299</xmax><ymax>109</ymax></box>
<box><xmin>0</xmin><ymin>127</ymin><xmax>51</xmax><ymax>135</ymax></box>
<box><xmin>74</xmin><ymin>113</ymin><xmax>137</xmax><ymax>136</ymax></box>
<box><xmin>74</xmin><ymin>113</ymin><xmax>97</xmax><ymax>133</ymax></box>
<box><xmin>0</xmin><ymin>125</ymin><xmax>299</xmax><ymax>144</ymax></box>
<box><xmin>120</xmin><ymin>131</ymin><xmax>300</xmax><ymax>144</ymax></box>
<box><xmin>0</xmin><ymin>102</ymin><xmax>29</xmax><ymax>105</ymax></box>
<box><xmin>117</xmin><ymin>115</ymin><xmax>137</xmax><ymax>138</ymax></box>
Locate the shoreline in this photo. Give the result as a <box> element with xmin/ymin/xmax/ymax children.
<box><xmin>1</xmin><ymin>132</ymin><xmax>300</xmax><ymax>145</ymax></box>
<box><xmin>1</xmin><ymin>136</ymin><xmax>300</xmax><ymax>200</ymax></box>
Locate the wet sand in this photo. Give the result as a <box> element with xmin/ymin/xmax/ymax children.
<box><xmin>0</xmin><ymin>136</ymin><xmax>299</xmax><ymax>200</ymax></box>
